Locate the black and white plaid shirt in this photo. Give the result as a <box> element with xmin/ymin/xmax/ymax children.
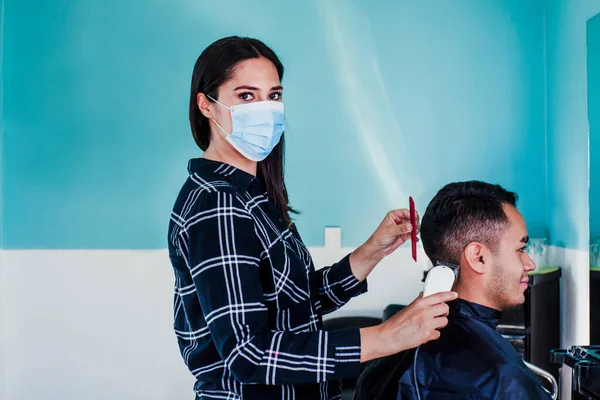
<box><xmin>168</xmin><ymin>158</ymin><xmax>368</xmax><ymax>399</ymax></box>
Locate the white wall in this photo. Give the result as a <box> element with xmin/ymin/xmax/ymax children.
<box><xmin>0</xmin><ymin>235</ymin><xmax>581</xmax><ymax>400</ymax></box>
<box><xmin>546</xmin><ymin>246</ymin><xmax>591</xmax><ymax>400</ymax></box>
<box><xmin>0</xmin><ymin>229</ymin><xmax>428</xmax><ymax>400</ymax></box>
<box><xmin>1</xmin><ymin>251</ymin><xmax>8</xmax><ymax>400</ymax></box>
<box><xmin>1</xmin><ymin>232</ymin><xmax>577</xmax><ymax>400</ymax></box>
<box><xmin>1</xmin><ymin>250</ymin><xmax>195</xmax><ymax>400</ymax></box>
<box><xmin>310</xmin><ymin>228</ymin><xmax>430</xmax><ymax>318</ymax></box>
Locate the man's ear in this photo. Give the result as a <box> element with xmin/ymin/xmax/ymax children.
<box><xmin>463</xmin><ymin>242</ymin><xmax>490</xmax><ymax>274</ymax></box>
<box><xmin>197</xmin><ymin>93</ymin><xmax>214</xmax><ymax>119</ymax></box>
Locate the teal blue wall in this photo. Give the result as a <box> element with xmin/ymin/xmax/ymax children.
<box><xmin>0</xmin><ymin>0</ymin><xmax>4</xmax><ymax>248</ymax></box>
<box><xmin>546</xmin><ymin>0</ymin><xmax>600</xmax><ymax>250</ymax></box>
<box><xmin>589</xmin><ymin>14</ymin><xmax>600</xmax><ymax>241</ymax></box>
<box><xmin>1</xmin><ymin>0</ymin><xmax>547</xmax><ymax>249</ymax></box>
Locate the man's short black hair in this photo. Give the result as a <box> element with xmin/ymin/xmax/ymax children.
<box><xmin>420</xmin><ymin>181</ymin><xmax>518</xmax><ymax>265</ymax></box>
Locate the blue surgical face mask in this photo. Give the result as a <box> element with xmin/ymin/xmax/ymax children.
<box><xmin>208</xmin><ymin>96</ymin><xmax>285</xmax><ymax>162</ymax></box>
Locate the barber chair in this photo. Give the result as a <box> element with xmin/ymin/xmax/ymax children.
<box><xmin>525</xmin><ymin>360</ymin><xmax>559</xmax><ymax>399</ymax></box>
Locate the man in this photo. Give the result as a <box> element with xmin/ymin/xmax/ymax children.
<box><xmin>355</xmin><ymin>181</ymin><xmax>552</xmax><ymax>399</ymax></box>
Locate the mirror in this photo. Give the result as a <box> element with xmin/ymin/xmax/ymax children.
<box><xmin>587</xmin><ymin>12</ymin><xmax>600</xmax><ymax>344</ymax></box>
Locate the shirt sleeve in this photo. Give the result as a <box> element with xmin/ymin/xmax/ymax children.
<box><xmin>312</xmin><ymin>255</ymin><xmax>368</xmax><ymax>315</ymax></box>
<box><xmin>175</xmin><ymin>188</ymin><xmax>362</xmax><ymax>385</ymax></box>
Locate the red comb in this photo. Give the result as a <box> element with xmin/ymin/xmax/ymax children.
<box><xmin>409</xmin><ymin>197</ymin><xmax>417</xmax><ymax>262</ymax></box>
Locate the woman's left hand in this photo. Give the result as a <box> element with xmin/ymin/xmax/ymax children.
<box><xmin>349</xmin><ymin>208</ymin><xmax>419</xmax><ymax>281</ymax></box>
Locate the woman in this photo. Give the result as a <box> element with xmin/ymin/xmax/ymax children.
<box><xmin>167</xmin><ymin>36</ymin><xmax>456</xmax><ymax>400</ymax></box>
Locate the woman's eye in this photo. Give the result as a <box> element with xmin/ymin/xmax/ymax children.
<box><xmin>270</xmin><ymin>92</ymin><xmax>282</xmax><ymax>101</ymax></box>
<box><xmin>239</xmin><ymin>92</ymin><xmax>254</xmax><ymax>101</ymax></box>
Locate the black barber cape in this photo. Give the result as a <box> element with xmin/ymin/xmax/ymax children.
<box><xmin>354</xmin><ymin>298</ymin><xmax>552</xmax><ymax>400</ymax></box>
<box><xmin>397</xmin><ymin>298</ymin><xmax>552</xmax><ymax>399</ymax></box>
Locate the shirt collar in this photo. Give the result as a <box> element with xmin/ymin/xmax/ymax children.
<box><xmin>187</xmin><ymin>158</ymin><xmax>256</xmax><ymax>192</ymax></box>
<box><xmin>449</xmin><ymin>298</ymin><xmax>503</xmax><ymax>328</ymax></box>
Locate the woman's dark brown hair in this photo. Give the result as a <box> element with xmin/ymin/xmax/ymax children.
<box><xmin>189</xmin><ymin>36</ymin><xmax>296</xmax><ymax>225</ymax></box>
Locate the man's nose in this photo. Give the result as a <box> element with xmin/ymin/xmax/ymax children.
<box><xmin>525</xmin><ymin>253</ymin><xmax>537</xmax><ymax>271</ymax></box>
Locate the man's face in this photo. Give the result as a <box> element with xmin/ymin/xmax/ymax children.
<box><xmin>487</xmin><ymin>204</ymin><xmax>537</xmax><ymax>310</ymax></box>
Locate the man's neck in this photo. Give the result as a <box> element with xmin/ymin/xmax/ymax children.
<box><xmin>453</xmin><ymin>282</ymin><xmax>502</xmax><ymax>311</ymax></box>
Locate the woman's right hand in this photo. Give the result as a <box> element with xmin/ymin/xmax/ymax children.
<box><xmin>360</xmin><ymin>291</ymin><xmax>458</xmax><ymax>363</ymax></box>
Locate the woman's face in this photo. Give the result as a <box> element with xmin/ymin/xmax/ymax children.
<box><xmin>208</xmin><ymin>57</ymin><xmax>283</xmax><ymax>135</ymax></box>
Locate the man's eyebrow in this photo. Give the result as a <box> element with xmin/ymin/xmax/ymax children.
<box><xmin>520</xmin><ymin>236</ymin><xmax>530</xmax><ymax>244</ymax></box>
